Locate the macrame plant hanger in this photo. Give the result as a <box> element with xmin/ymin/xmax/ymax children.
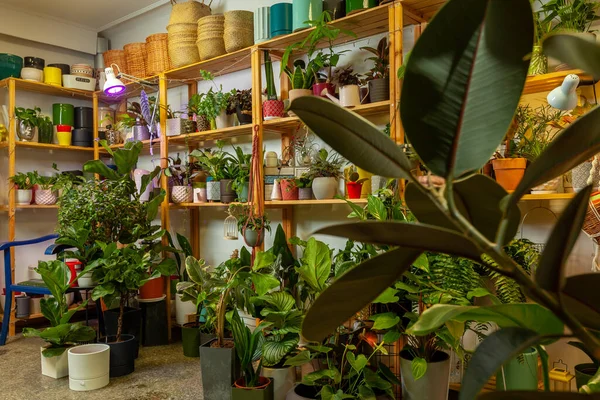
<box><xmin>242</xmin><ymin>126</ymin><xmax>265</xmax><ymax>264</ymax></box>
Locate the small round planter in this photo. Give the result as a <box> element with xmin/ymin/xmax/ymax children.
<box><xmin>400</xmin><ymin>350</ymin><xmax>450</xmax><ymax>400</ymax></box>
<box><xmin>220</xmin><ymin>179</ymin><xmax>237</xmax><ymax>203</ymax></box>
<box><xmin>346</xmin><ymin>181</ymin><xmax>363</xmax><ymax>199</ymax></box>
<box><xmin>181</xmin><ymin>322</ymin><xmax>201</xmax><ymax>357</ymax></box>
<box><xmin>575</xmin><ymin>363</ymin><xmax>597</xmax><ymax>390</ymax></box>
<box><xmin>139</xmin><ymin>275</ymin><xmax>164</xmax><ymax>300</ymax></box>
<box><xmin>175</xmin><ymin>293</ymin><xmax>198</xmax><ymax>326</ymax></box>
<box><xmin>57</xmin><ymin>131</ymin><xmax>72</xmax><ymax>146</ymax></box>
<box><xmin>280</xmin><ymin>179</ymin><xmax>299</xmax><ymax>200</ymax></box>
<box><xmin>368</xmin><ymin>77</ymin><xmax>389</xmax><ymax>103</ymax></box>
<box><xmin>172</xmin><ymin>185</ymin><xmax>193</xmax><ymax>204</ymax></box>
<box><xmin>244</xmin><ymin>228</ymin><xmax>265</xmax><ymax>247</ymax></box>
<box><xmin>193</xmin><ymin>186</ymin><xmax>208</xmax><ymax>203</ymax></box>
<box><xmin>236</xmin><ymin>106</ymin><xmax>253</xmax><ymax>125</ymax></box>
<box><xmin>312</xmin><ymin>82</ymin><xmax>335</xmax><ymax>98</ymax></box>
<box><xmin>216</xmin><ymin>111</ymin><xmax>235</xmax><ymax>129</ymax></box>
<box><xmin>299</xmin><ymin>187</ymin><xmax>312</xmax><ymax>200</ymax></box>
<box><xmin>263</xmin><ymin>99</ymin><xmax>285</xmax><ymax>120</ymax></box>
<box><xmin>35</xmin><ymin>189</ymin><xmax>58</xmax><ymax>205</ymax></box>
<box><xmin>101</xmin><ymin>334</ymin><xmax>136</xmax><ymax>377</ymax></box>
<box><xmin>77</xmin><ymin>272</ymin><xmax>96</xmax><ymax>288</ymax></box>
<box><xmin>207</xmin><ymin>180</ymin><xmax>221</xmax><ymax>202</ymax></box>
<box><xmin>262</xmin><ymin>366</ymin><xmax>295</xmax><ymax>400</ymax></box>
<box><xmin>16</xmin><ymin>189</ymin><xmax>33</xmax><ymax>205</ymax></box>
<box><xmin>312</xmin><ymin>177</ymin><xmax>338</xmax><ymax>200</ymax></box>
<box><xmin>492</xmin><ymin>158</ymin><xmax>527</xmax><ymax>192</ymax></box>
<box><xmin>68</xmin><ymin>344</ymin><xmax>110</xmax><ymax>391</ymax></box>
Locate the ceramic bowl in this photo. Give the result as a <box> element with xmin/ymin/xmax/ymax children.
<box><xmin>20</xmin><ymin>67</ymin><xmax>43</xmax><ymax>82</ymax></box>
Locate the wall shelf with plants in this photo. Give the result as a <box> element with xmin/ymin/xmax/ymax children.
<box><xmin>0</xmin><ymin>77</ymin><xmax>96</xmax><ymax>101</ymax></box>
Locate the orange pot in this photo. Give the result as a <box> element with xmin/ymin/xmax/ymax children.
<box><xmin>234</xmin><ymin>376</ymin><xmax>271</xmax><ymax>389</ymax></box>
<box><xmin>492</xmin><ymin>158</ymin><xmax>527</xmax><ymax>192</ymax></box>
<box><xmin>139</xmin><ymin>275</ymin><xmax>164</xmax><ymax>299</ymax></box>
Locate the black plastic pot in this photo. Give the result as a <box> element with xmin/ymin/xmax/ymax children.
<box><xmin>24</xmin><ymin>56</ymin><xmax>45</xmax><ymax>70</ymax></box>
<box><xmin>140</xmin><ymin>299</ymin><xmax>168</xmax><ymax>346</ymax></box>
<box><xmin>220</xmin><ymin>179</ymin><xmax>237</xmax><ymax>203</ymax></box>
<box><xmin>104</xmin><ymin>307</ymin><xmax>142</xmax><ymax>358</ymax></box>
<box><xmin>290</xmin><ymin>384</ymin><xmax>320</xmax><ymax>399</ymax></box>
<box><xmin>200</xmin><ymin>338</ymin><xmax>241</xmax><ymax>400</ymax></box>
<box><xmin>368</xmin><ymin>77</ymin><xmax>389</xmax><ymax>103</ymax></box>
<box><xmin>236</xmin><ymin>106</ymin><xmax>252</xmax><ymax>125</ymax></box>
<box><xmin>182</xmin><ymin>323</ymin><xmax>201</xmax><ymax>357</ymax></box>
<box><xmin>72</xmin><ymin>141</ymin><xmax>93</xmax><ymax>148</ymax></box>
<box><xmin>72</xmin><ymin>128</ymin><xmax>93</xmax><ymax>141</ymax></box>
<box><xmin>74</xmin><ymin>106</ymin><xmax>94</xmax><ymax>128</ymax></box>
<box><xmin>102</xmin><ymin>334</ymin><xmax>136</xmax><ymax>377</ymax></box>
<box><xmin>575</xmin><ymin>363</ymin><xmax>598</xmax><ymax>389</ymax></box>
<box><xmin>48</xmin><ymin>63</ymin><xmax>70</xmax><ymax>76</ymax></box>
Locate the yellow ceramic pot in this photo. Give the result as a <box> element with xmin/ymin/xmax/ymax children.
<box><xmin>43</xmin><ymin>66</ymin><xmax>62</xmax><ymax>86</ymax></box>
<box><xmin>57</xmin><ymin>131</ymin><xmax>71</xmax><ymax>146</ymax></box>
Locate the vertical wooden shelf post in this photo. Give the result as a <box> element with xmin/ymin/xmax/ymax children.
<box><xmin>389</xmin><ymin>0</ymin><xmax>404</xmax><ymax>145</ymax></box>
<box><xmin>7</xmin><ymin>79</ymin><xmax>16</xmax><ymax>336</ymax></box>
<box><xmin>187</xmin><ymin>81</ymin><xmax>201</xmax><ymax>259</ymax></box>
<box><xmin>251</xmin><ymin>46</ymin><xmax>265</xmax><ymax>251</ymax></box>
<box><xmin>92</xmin><ymin>93</ymin><xmax>99</xmax><ymax>161</ymax></box>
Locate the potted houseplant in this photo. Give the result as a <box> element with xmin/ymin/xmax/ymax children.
<box><xmin>34</xmin><ymin>172</ymin><xmax>58</xmax><ymax>205</ymax></box>
<box><xmin>38</xmin><ymin>114</ymin><xmax>53</xmax><ymax>144</ymax></box>
<box><xmin>188</xmin><ymin>94</ymin><xmax>209</xmax><ymax>132</ymax></box>
<box><xmin>10</xmin><ymin>171</ymin><xmax>36</xmax><ymax>205</ymax></box>
<box><xmin>22</xmin><ymin>260</ymin><xmax>97</xmax><ymax>379</ymax></box>
<box><xmin>150</xmin><ymin>97</ymin><xmax>184</xmax><ymax>137</ymax></box>
<box><xmin>193</xmin><ymin>181</ymin><xmax>208</xmax><ymax>203</ymax></box>
<box><xmin>14</xmin><ymin>106</ymin><xmax>41</xmax><ymax>141</ymax></box>
<box><xmin>361</xmin><ymin>37</ymin><xmax>390</xmax><ymax>102</ymax></box>
<box><xmin>279</xmin><ymin>178</ymin><xmax>299</xmax><ymax>200</ymax></box>
<box><xmin>296</xmin><ymin>176</ymin><xmax>313</xmax><ymax>200</ymax></box>
<box><xmin>165</xmin><ymin>158</ymin><xmax>197</xmax><ymax>204</ymax></box>
<box><xmin>345</xmin><ymin>170</ymin><xmax>368</xmax><ymax>199</ymax></box>
<box><xmin>233</xmin><ymin>89</ymin><xmax>253</xmax><ymax>125</ymax></box>
<box><xmin>231</xmin><ymin>310</ymin><xmax>275</xmax><ymax>400</ymax></box>
<box><xmin>199</xmin><ymin>69</ymin><xmax>237</xmax><ymax>129</ymax></box>
<box><xmin>263</xmin><ymin>51</ymin><xmax>285</xmax><ymax>120</ymax></box>
<box><xmin>230</xmin><ymin>145</ymin><xmax>251</xmax><ymax>202</ymax></box>
<box><xmin>191</xmin><ymin>143</ymin><xmax>231</xmax><ymax>202</ymax></box>
<box><xmin>567</xmin><ymin>341</ymin><xmax>600</xmax><ymax>390</ymax></box>
<box><xmin>229</xmin><ymin>204</ymin><xmax>272</xmax><ymax>247</ymax></box>
<box><xmin>331</xmin><ymin>65</ymin><xmax>363</xmax><ymax>107</ymax></box>
<box><xmin>307</xmin><ymin>149</ymin><xmax>346</xmax><ymax>200</ymax></box>
<box><xmin>283</xmin><ymin>60</ymin><xmax>318</xmax><ymax>104</ymax></box>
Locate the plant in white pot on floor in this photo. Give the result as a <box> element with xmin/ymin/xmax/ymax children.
<box><xmin>22</xmin><ymin>260</ymin><xmax>96</xmax><ymax>379</ymax></box>
<box><xmin>306</xmin><ymin>148</ymin><xmax>346</xmax><ymax>200</ymax></box>
<box><xmin>10</xmin><ymin>171</ymin><xmax>36</xmax><ymax>205</ymax></box>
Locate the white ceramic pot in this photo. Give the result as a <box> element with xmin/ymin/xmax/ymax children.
<box><xmin>21</xmin><ymin>67</ymin><xmax>44</xmax><ymax>82</ymax></box>
<box><xmin>175</xmin><ymin>293</ymin><xmax>198</xmax><ymax>326</ymax></box>
<box><xmin>35</xmin><ymin>189</ymin><xmax>58</xmax><ymax>205</ymax></box>
<box><xmin>77</xmin><ymin>272</ymin><xmax>96</xmax><ymax>288</ymax></box>
<box><xmin>172</xmin><ymin>186</ymin><xmax>193</xmax><ymax>204</ymax></box>
<box><xmin>134</xmin><ymin>169</ymin><xmax>152</xmax><ymax>202</ymax></box>
<box><xmin>237</xmin><ymin>308</ymin><xmax>257</xmax><ymax>332</ymax></box>
<box><xmin>41</xmin><ymin>346</ymin><xmax>69</xmax><ymax>379</ymax></box>
<box><xmin>215</xmin><ymin>111</ymin><xmax>234</xmax><ymax>129</ymax></box>
<box><xmin>165</xmin><ymin>118</ymin><xmax>184</xmax><ymax>137</ymax></box>
<box><xmin>193</xmin><ymin>187</ymin><xmax>207</xmax><ymax>203</ymax></box>
<box><xmin>68</xmin><ymin>344</ymin><xmax>110</xmax><ymax>391</ymax></box>
<box><xmin>206</xmin><ymin>181</ymin><xmax>221</xmax><ymax>202</ymax></box>
<box><xmin>339</xmin><ymin>85</ymin><xmax>361</xmax><ymax>107</ymax></box>
<box><xmin>311</xmin><ymin>177</ymin><xmax>338</xmax><ymax>200</ymax></box>
<box><xmin>16</xmin><ymin>189</ymin><xmax>33</xmax><ymax>205</ymax></box>
<box><xmin>262</xmin><ymin>366</ymin><xmax>296</xmax><ymax>400</ymax></box>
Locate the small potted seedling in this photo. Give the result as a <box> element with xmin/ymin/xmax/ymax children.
<box><xmin>346</xmin><ymin>171</ymin><xmax>367</xmax><ymax>199</ymax></box>
<box><xmin>10</xmin><ymin>171</ymin><xmax>36</xmax><ymax>205</ymax></box>
<box><xmin>296</xmin><ymin>176</ymin><xmax>313</xmax><ymax>200</ymax></box>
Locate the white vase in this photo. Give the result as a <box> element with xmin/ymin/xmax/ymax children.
<box><xmin>41</xmin><ymin>346</ymin><xmax>69</xmax><ymax>379</ymax></box>
<box><xmin>68</xmin><ymin>344</ymin><xmax>110</xmax><ymax>391</ymax></box>
<box><xmin>207</xmin><ymin>181</ymin><xmax>221</xmax><ymax>202</ymax></box>
<box><xmin>16</xmin><ymin>189</ymin><xmax>33</xmax><ymax>205</ymax></box>
<box><xmin>175</xmin><ymin>293</ymin><xmax>198</xmax><ymax>326</ymax></box>
<box><xmin>215</xmin><ymin>111</ymin><xmax>234</xmax><ymax>129</ymax></box>
<box><xmin>339</xmin><ymin>85</ymin><xmax>361</xmax><ymax>107</ymax></box>
<box><xmin>262</xmin><ymin>366</ymin><xmax>296</xmax><ymax>400</ymax></box>
<box><xmin>133</xmin><ymin>169</ymin><xmax>152</xmax><ymax>202</ymax></box>
<box><xmin>312</xmin><ymin>177</ymin><xmax>338</xmax><ymax>200</ymax></box>
<box><xmin>35</xmin><ymin>189</ymin><xmax>57</xmax><ymax>205</ymax></box>
<box><xmin>172</xmin><ymin>186</ymin><xmax>193</xmax><ymax>204</ymax></box>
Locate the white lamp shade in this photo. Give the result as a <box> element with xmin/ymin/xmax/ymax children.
<box><xmin>103</xmin><ymin>67</ymin><xmax>125</xmax><ymax>95</ymax></box>
<box><xmin>547</xmin><ymin>74</ymin><xmax>580</xmax><ymax>110</ymax></box>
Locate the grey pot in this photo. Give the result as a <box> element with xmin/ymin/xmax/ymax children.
<box><xmin>132</xmin><ymin>123</ymin><xmax>150</xmax><ymax>141</ymax></box>
<box><xmin>244</xmin><ymin>228</ymin><xmax>265</xmax><ymax>247</ymax></box>
<box><xmin>368</xmin><ymin>77</ymin><xmax>389</xmax><ymax>103</ymax></box>
<box><xmin>16</xmin><ymin>296</ymin><xmax>31</xmax><ymax>318</ymax></box>
<box><xmin>200</xmin><ymin>338</ymin><xmax>241</xmax><ymax>400</ymax></box>
<box><xmin>220</xmin><ymin>179</ymin><xmax>237</xmax><ymax>203</ymax></box>
<box><xmin>299</xmin><ymin>187</ymin><xmax>312</xmax><ymax>200</ymax></box>
<box><xmin>400</xmin><ymin>350</ymin><xmax>450</xmax><ymax>400</ymax></box>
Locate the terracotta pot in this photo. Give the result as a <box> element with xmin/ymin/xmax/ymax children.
<box><xmin>491</xmin><ymin>158</ymin><xmax>527</xmax><ymax>192</ymax></box>
<box><xmin>139</xmin><ymin>275</ymin><xmax>164</xmax><ymax>300</ymax></box>
<box><xmin>280</xmin><ymin>179</ymin><xmax>299</xmax><ymax>200</ymax></box>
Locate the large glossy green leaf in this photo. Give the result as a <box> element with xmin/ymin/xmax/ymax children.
<box><xmin>508</xmin><ymin>105</ymin><xmax>600</xmax><ymax>206</ymax></box>
<box><xmin>251</xmin><ymin>273</ymin><xmax>280</xmax><ymax>296</ymax></box>
<box><xmin>298</xmin><ymin>237</ymin><xmax>331</xmax><ymax>293</ymax></box>
<box><xmin>478</xmin><ymin>392</ymin><xmax>599</xmax><ymax>399</ymax></box>
<box><xmin>289</xmin><ymin>96</ymin><xmax>412</xmax><ymax>179</ymax></box>
<box><xmin>316</xmin><ymin>221</ymin><xmax>482</xmax><ymax>260</ymax></box>
<box><xmin>347</xmin><ymin>352</ymin><xmax>369</xmax><ymax>372</ymax></box>
<box><xmin>536</xmin><ymin>186</ymin><xmax>592</xmax><ymax>292</ymax></box>
<box><xmin>408</xmin><ymin>304</ymin><xmax>563</xmax><ymax>337</ymax></box>
<box><xmin>543</xmin><ymin>33</ymin><xmax>600</xmax><ymax>79</ymax></box>
<box><xmin>113</xmin><ymin>141</ymin><xmax>142</xmax><ymax>175</ymax></box>
<box><xmin>185</xmin><ymin>256</ymin><xmax>206</xmax><ymax>285</ymax></box>
<box><xmin>370</xmin><ymin>312</ymin><xmax>400</xmax><ymax>330</ymax></box>
<box><xmin>262</xmin><ymin>334</ymin><xmax>299</xmax><ymax>366</ymax></box>
<box><xmin>405</xmin><ymin>183</ymin><xmax>460</xmax><ymax>231</ymax></box>
<box><xmin>258</xmin><ymin>291</ymin><xmax>295</xmax><ymax>312</ymax></box>
<box><xmin>460</xmin><ymin>327</ymin><xmax>541</xmax><ymax>400</ymax></box>
<box><xmin>401</xmin><ymin>0</ymin><xmax>533</xmax><ymax>178</ymax></box>
<box><xmin>302</xmin><ymin>248</ymin><xmax>421</xmax><ymax>341</ymax></box>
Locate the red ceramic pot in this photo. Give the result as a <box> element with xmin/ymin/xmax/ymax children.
<box><xmin>65</xmin><ymin>260</ymin><xmax>82</xmax><ymax>287</ymax></box>
<box><xmin>139</xmin><ymin>275</ymin><xmax>164</xmax><ymax>299</ymax></box>
<box><xmin>280</xmin><ymin>179</ymin><xmax>299</xmax><ymax>200</ymax></box>
<box><xmin>56</xmin><ymin>124</ymin><xmax>72</xmax><ymax>132</ymax></box>
<box><xmin>312</xmin><ymin>82</ymin><xmax>335</xmax><ymax>97</ymax></box>
<box><xmin>346</xmin><ymin>181</ymin><xmax>363</xmax><ymax>199</ymax></box>
<box><xmin>263</xmin><ymin>99</ymin><xmax>285</xmax><ymax>120</ymax></box>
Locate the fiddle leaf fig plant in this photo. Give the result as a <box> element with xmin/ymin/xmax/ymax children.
<box><xmin>289</xmin><ymin>0</ymin><xmax>600</xmax><ymax>396</ymax></box>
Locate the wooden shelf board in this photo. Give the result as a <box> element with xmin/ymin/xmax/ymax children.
<box><xmin>521</xmin><ymin>193</ymin><xmax>574</xmax><ymax>200</ymax></box>
<box><xmin>168</xmin><ymin>125</ymin><xmax>254</xmax><ymax>146</ymax></box>
<box><xmin>99</xmin><ymin>139</ymin><xmax>158</xmax><ymax>152</ymax></box>
<box><xmin>14</xmin><ymin>141</ymin><xmax>95</xmax><ymax>152</ymax></box>
<box><xmin>0</xmin><ymin>204</ymin><xmax>59</xmax><ymax>210</ymax></box>
<box><xmin>166</xmin><ymin>48</ymin><xmax>253</xmax><ymax>82</ymax></box>
<box><xmin>523</xmin><ymin>70</ymin><xmax>592</xmax><ymax>95</ymax></box>
<box><xmin>171</xmin><ymin>199</ymin><xmax>367</xmax><ymax>209</ymax></box>
<box><xmin>0</xmin><ymin>78</ymin><xmax>95</xmax><ymax>101</ymax></box>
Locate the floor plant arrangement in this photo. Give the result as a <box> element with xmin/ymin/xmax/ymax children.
<box><xmin>288</xmin><ymin>0</ymin><xmax>600</xmax><ymax>398</ymax></box>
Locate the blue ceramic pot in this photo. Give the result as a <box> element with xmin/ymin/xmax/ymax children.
<box><xmin>292</xmin><ymin>0</ymin><xmax>322</xmax><ymax>31</ymax></box>
<box><xmin>270</xmin><ymin>3</ymin><xmax>293</xmax><ymax>37</ymax></box>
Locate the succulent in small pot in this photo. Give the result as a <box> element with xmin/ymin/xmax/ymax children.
<box><xmin>233</xmin><ymin>89</ymin><xmax>253</xmax><ymax>125</ymax></box>
<box><xmin>361</xmin><ymin>37</ymin><xmax>390</xmax><ymax>103</ymax></box>
<box><xmin>297</xmin><ymin>176</ymin><xmax>313</xmax><ymax>200</ymax></box>
<box><xmin>263</xmin><ymin>51</ymin><xmax>285</xmax><ymax>120</ymax></box>
<box><xmin>346</xmin><ymin>171</ymin><xmax>368</xmax><ymax>199</ymax></box>
<box><xmin>10</xmin><ymin>171</ymin><xmax>36</xmax><ymax>205</ymax></box>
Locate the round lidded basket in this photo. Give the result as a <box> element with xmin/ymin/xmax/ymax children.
<box><xmin>123</xmin><ymin>42</ymin><xmax>147</xmax><ymax>78</ymax></box>
<box><xmin>168</xmin><ymin>0</ymin><xmax>211</xmax><ymax>25</ymax></box>
<box><xmin>146</xmin><ymin>33</ymin><xmax>171</xmax><ymax>75</ymax></box>
<box><xmin>103</xmin><ymin>50</ymin><xmax>127</xmax><ymax>75</ymax></box>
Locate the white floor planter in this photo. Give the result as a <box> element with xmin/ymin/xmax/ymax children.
<box><xmin>175</xmin><ymin>293</ymin><xmax>198</xmax><ymax>326</ymax></box>
<box><xmin>41</xmin><ymin>347</ymin><xmax>69</xmax><ymax>379</ymax></box>
<box><xmin>16</xmin><ymin>189</ymin><xmax>33</xmax><ymax>205</ymax></box>
<box><xmin>262</xmin><ymin>366</ymin><xmax>296</xmax><ymax>400</ymax></box>
<box><xmin>68</xmin><ymin>344</ymin><xmax>110</xmax><ymax>391</ymax></box>
<box><xmin>312</xmin><ymin>177</ymin><xmax>338</xmax><ymax>200</ymax></box>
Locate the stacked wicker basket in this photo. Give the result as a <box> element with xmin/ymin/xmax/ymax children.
<box><xmin>146</xmin><ymin>33</ymin><xmax>171</xmax><ymax>76</ymax></box>
<box><xmin>103</xmin><ymin>49</ymin><xmax>127</xmax><ymax>75</ymax></box>
<box><xmin>124</xmin><ymin>42</ymin><xmax>147</xmax><ymax>78</ymax></box>
<box><xmin>197</xmin><ymin>15</ymin><xmax>226</xmax><ymax>61</ymax></box>
<box><xmin>223</xmin><ymin>11</ymin><xmax>254</xmax><ymax>53</ymax></box>
<box><xmin>167</xmin><ymin>0</ymin><xmax>211</xmax><ymax>68</ymax></box>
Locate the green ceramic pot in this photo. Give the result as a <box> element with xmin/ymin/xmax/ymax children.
<box><xmin>270</xmin><ymin>3</ymin><xmax>293</xmax><ymax>37</ymax></box>
<box><xmin>53</xmin><ymin>103</ymin><xmax>75</xmax><ymax>127</ymax></box>
<box><xmin>346</xmin><ymin>0</ymin><xmax>377</xmax><ymax>15</ymax></box>
<box><xmin>575</xmin><ymin>363</ymin><xmax>597</xmax><ymax>390</ymax></box>
<box><xmin>0</xmin><ymin>54</ymin><xmax>23</xmax><ymax>80</ymax></box>
<box><xmin>496</xmin><ymin>347</ymin><xmax>538</xmax><ymax>391</ymax></box>
<box><xmin>292</xmin><ymin>0</ymin><xmax>322</xmax><ymax>31</ymax></box>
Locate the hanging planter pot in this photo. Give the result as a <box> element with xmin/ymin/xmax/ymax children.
<box><xmin>220</xmin><ymin>179</ymin><xmax>237</xmax><ymax>203</ymax></box>
<box><xmin>207</xmin><ymin>180</ymin><xmax>221</xmax><ymax>202</ymax></box>
<box><xmin>400</xmin><ymin>350</ymin><xmax>450</xmax><ymax>400</ymax></box>
<box><xmin>243</xmin><ymin>228</ymin><xmax>265</xmax><ymax>247</ymax></box>
<box><xmin>368</xmin><ymin>77</ymin><xmax>390</xmax><ymax>103</ymax></box>
<box><xmin>280</xmin><ymin>179</ymin><xmax>299</xmax><ymax>200</ymax></box>
<box><xmin>232</xmin><ymin>376</ymin><xmax>274</xmax><ymax>400</ymax></box>
<box><xmin>68</xmin><ymin>344</ymin><xmax>110</xmax><ymax>391</ymax></box>
<box><xmin>311</xmin><ymin>177</ymin><xmax>337</xmax><ymax>200</ymax></box>
<box><xmin>172</xmin><ymin>185</ymin><xmax>193</xmax><ymax>204</ymax></box>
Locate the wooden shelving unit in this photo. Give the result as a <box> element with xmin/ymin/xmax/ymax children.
<box><xmin>0</xmin><ymin>78</ymin><xmax>96</xmax><ymax>101</ymax></box>
<box><xmin>171</xmin><ymin>199</ymin><xmax>368</xmax><ymax>209</ymax></box>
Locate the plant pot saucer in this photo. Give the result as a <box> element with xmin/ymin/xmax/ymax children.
<box><xmin>137</xmin><ymin>294</ymin><xmax>166</xmax><ymax>303</ymax></box>
<box><xmin>263</xmin><ymin>116</ymin><xmax>282</xmax><ymax>120</ymax></box>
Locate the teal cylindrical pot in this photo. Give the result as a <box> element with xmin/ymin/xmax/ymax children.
<box><xmin>346</xmin><ymin>0</ymin><xmax>377</xmax><ymax>15</ymax></box>
<box><xmin>52</xmin><ymin>103</ymin><xmax>74</xmax><ymax>127</ymax></box>
<box><xmin>292</xmin><ymin>0</ymin><xmax>322</xmax><ymax>32</ymax></box>
<box><xmin>270</xmin><ymin>3</ymin><xmax>293</xmax><ymax>38</ymax></box>
<box><xmin>254</xmin><ymin>6</ymin><xmax>270</xmax><ymax>44</ymax></box>
<box><xmin>496</xmin><ymin>347</ymin><xmax>538</xmax><ymax>391</ymax></box>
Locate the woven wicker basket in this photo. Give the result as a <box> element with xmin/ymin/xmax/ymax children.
<box><xmin>197</xmin><ymin>36</ymin><xmax>226</xmax><ymax>60</ymax></box>
<box><xmin>124</xmin><ymin>42</ymin><xmax>147</xmax><ymax>78</ymax></box>
<box><xmin>146</xmin><ymin>33</ymin><xmax>171</xmax><ymax>75</ymax></box>
<box><xmin>169</xmin><ymin>0</ymin><xmax>211</xmax><ymax>25</ymax></box>
<box><xmin>103</xmin><ymin>49</ymin><xmax>127</xmax><ymax>75</ymax></box>
<box><xmin>224</xmin><ymin>27</ymin><xmax>254</xmax><ymax>53</ymax></box>
<box><xmin>167</xmin><ymin>23</ymin><xmax>200</xmax><ymax>67</ymax></box>
<box><xmin>224</xmin><ymin>10</ymin><xmax>253</xmax><ymax>25</ymax></box>
<box><xmin>198</xmin><ymin>14</ymin><xmax>224</xmax><ymax>26</ymax></box>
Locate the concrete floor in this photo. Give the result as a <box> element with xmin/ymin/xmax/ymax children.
<box><xmin>0</xmin><ymin>335</ymin><xmax>203</xmax><ymax>400</ymax></box>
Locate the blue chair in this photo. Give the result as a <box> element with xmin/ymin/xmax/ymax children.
<box><xmin>0</xmin><ymin>234</ymin><xmax>102</xmax><ymax>345</ymax></box>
